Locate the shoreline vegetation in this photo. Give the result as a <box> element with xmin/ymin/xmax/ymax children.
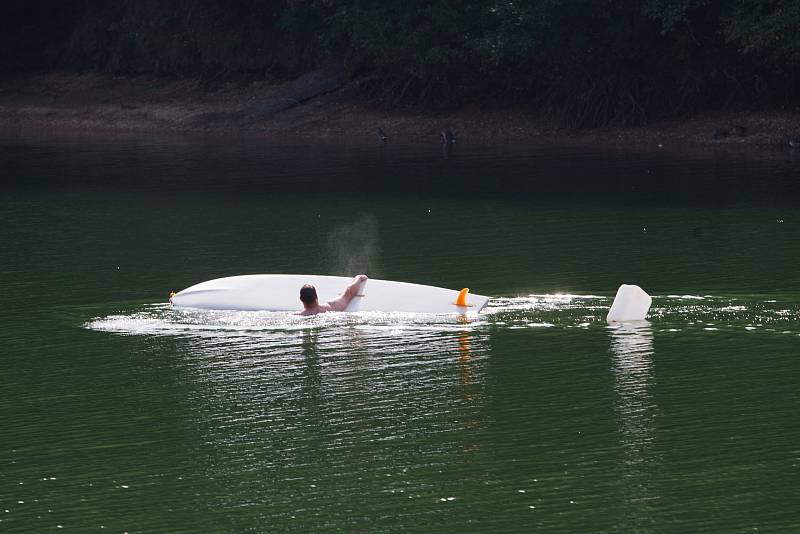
<box><xmin>2</xmin><ymin>72</ymin><xmax>799</xmax><ymax>153</ymax></box>
<box><xmin>2</xmin><ymin>1</ymin><xmax>799</xmax><ymax>151</ymax></box>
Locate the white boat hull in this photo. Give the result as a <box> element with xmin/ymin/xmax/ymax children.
<box><xmin>171</xmin><ymin>274</ymin><xmax>489</xmax><ymax>314</ymax></box>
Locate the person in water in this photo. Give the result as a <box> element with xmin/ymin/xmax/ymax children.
<box><xmin>297</xmin><ymin>274</ymin><xmax>368</xmax><ymax>316</ymax></box>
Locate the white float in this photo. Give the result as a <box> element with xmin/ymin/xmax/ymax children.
<box><xmin>170</xmin><ymin>274</ymin><xmax>489</xmax><ymax>314</ymax></box>
<box><xmin>607</xmin><ymin>284</ymin><xmax>652</xmax><ymax>322</ymax></box>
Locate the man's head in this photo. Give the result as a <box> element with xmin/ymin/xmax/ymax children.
<box><xmin>300</xmin><ymin>284</ymin><xmax>318</xmax><ymax>307</ymax></box>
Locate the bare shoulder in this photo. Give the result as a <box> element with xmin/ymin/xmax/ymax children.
<box><xmin>319</xmin><ymin>301</ymin><xmax>338</xmax><ymax>312</ymax></box>
<box><xmin>297</xmin><ymin>304</ymin><xmax>332</xmax><ymax>316</ymax></box>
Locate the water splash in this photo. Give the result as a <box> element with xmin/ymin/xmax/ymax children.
<box><xmin>86</xmin><ymin>303</ymin><xmax>486</xmax><ymax>339</ymax></box>
<box><xmin>85</xmin><ymin>293</ymin><xmax>800</xmax><ymax>339</ymax></box>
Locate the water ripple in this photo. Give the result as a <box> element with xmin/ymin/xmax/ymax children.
<box><xmin>85</xmin><ymin>293</ymin><xmax>800</xmax><ymax>341</ymax></box>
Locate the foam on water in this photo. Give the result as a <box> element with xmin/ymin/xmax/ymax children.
<box><xmin>84</xmin><ymin>293</ymin><xmax>800</xmax><ymax>339</ymax></box>
<box><xmin>86</xmin><ymin>303</ymin><xmax>487</xmax><ymax>339</ymax></box>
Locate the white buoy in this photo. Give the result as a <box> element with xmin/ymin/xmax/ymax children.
<box><xmin>607</xmin><ymin>284</ymin><xmax>652</xmax><ymax>323</ymax></box>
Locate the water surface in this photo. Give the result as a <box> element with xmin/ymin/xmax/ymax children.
<box><xmin>2</xmin><ymin>132</ymin><xmax>799</xmax><ymax>532</ymax></box>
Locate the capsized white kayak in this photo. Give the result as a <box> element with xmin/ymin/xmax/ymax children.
<box><xmin>170</xmin><ymin>274</ymin><xmax>489</xmax><ymax>313</ymax></box>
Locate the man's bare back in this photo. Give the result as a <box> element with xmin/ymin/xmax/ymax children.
<box><xmin>297</xmin><ymin>274</ymin><xmax>368</xmax><ymax>316</ymax></box>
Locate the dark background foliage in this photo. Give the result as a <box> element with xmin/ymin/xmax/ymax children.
<box><xmin>2</xmin><ymin>0</ymin><xmax>798</xmax><ymax>126</ymax></box>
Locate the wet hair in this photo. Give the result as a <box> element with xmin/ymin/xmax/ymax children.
<box><xmin>300</xmin><ymin>284</ymin><xmax>318</xmax><ymax>305</ymax></box>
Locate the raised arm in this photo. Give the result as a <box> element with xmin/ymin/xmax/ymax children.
<box><xmin>326</xmin><ymin>274</ymin><xmax>368</xmax><ymax>311</ymax></box>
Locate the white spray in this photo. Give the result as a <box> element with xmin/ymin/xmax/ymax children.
<box><xmin>326</xmin><ymin>214</ymin><xmax>381</xmax><ymax>277</ymax></box>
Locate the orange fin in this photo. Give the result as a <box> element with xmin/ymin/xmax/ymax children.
<box><xmin>455</xmin><ymin>287</ymin><xmax>469</xmax><ymax>307</ymax></box>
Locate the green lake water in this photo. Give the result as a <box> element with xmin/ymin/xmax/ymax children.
<box><xmin>1</xmin><ymin>132</ymin><xmax>800</xmax><ymax>532</ymax></box>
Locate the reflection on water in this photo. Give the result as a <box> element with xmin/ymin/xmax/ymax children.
<box><xmin>79</xmin><ymin>293</ymin><xmax>800</xmax><ymax>529</ymax></box>
<box><xmin>301</xmin><ymin>329</ymin><xmax>324</xmax><ymax>424</ymax></box>
<box><xmin>609</xmin><ymin>321</ymin><xmax>659</xmax><ymax>531</ymax></box>
<box><xmin>457</xmin><ymin>332</ymin><xmax>474</xmax><ymax>394</ymax></box>
<box><xmin>102</xmin><ymin>307</ymin><xmax>494</xmax><ymax>520</ymax></box>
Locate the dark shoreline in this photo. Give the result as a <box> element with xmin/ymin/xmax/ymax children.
<box><xmin>2</xmin><ymin>73</ymin><xmax>799</xmax><ymax>155</ymax></box>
